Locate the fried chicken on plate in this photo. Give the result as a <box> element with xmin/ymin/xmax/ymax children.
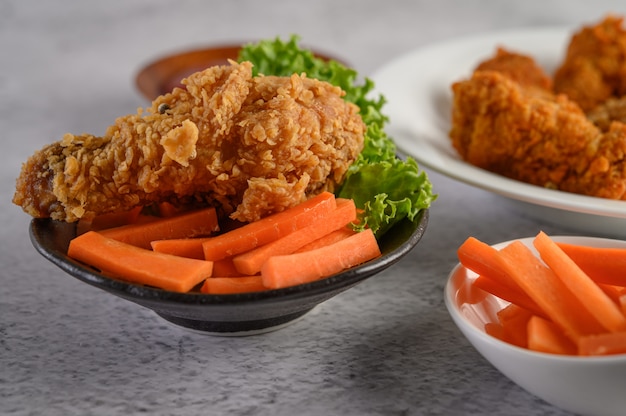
<box><xmin>554</xmin><ymin>15</ymin><xmax>626</xmax><ymax>113</ymax></box>
<box><xmin>13</xmin><ymin>61</ymin><xmax>365</xmax><ymax>223</ymax></box>
<box><xmin>450</xmin><ymin>48</ymin><xmax>626</xmax><ymax>200</ymax></box>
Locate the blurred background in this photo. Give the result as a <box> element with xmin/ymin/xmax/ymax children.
<box><xmin>4</xmin><ymin>1</ymin><xmax>626</xmax><ymax>415</ymax></box>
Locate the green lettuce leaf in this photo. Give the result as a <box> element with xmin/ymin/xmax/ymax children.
<box><xmin>239</xmin><ymin>35</ymin><xmax>436</xmax><ymax>238</ymax></box>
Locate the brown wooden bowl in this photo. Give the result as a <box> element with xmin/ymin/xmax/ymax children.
<box><xmin>135</xmin><ymin>43</ymin><xmax>346</xmax><ymax>100</ymax></box>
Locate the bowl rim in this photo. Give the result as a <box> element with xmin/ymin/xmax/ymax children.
<box><xmin>444</xmin><ymin>235</ymin><xmax>626</xmax><ymax>363</ymax></box>
<box><xmin>30</xmin><ymin>209</ymin><xmax>429</xmax><ymax>306</ymax></box>
<box><xmin>135</xmin><ymin>42</ymin><xmax>346</xmax><ymax>101</ymax></box>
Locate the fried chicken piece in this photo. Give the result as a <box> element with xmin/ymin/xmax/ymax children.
<box><xmin>450</xmin><ymin>70</ymin><xmax>626</xmax><ymax>200</ymax></box>
<box><xmin>13</xmin><ymin>61</ymin><xmax>365</xmax><ymax>222</ymax></box>
<box><xmin>554</xmin><ymin>15</ymin><xmax>626</xmax><ymax>113</ymax></box>
<box><xmin>474</xmin><ymin>47</ymin><xmax>553</xmax><ymax>92</ymax></box>
<box><xmin>587</xmin><ymin>96</ymin><xmax>626</xmax><ymax>131</ymax></box>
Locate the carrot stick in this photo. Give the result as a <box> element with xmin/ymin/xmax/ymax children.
<box><xmin>261</xmin><ymin>228</ymin><xmax>381</xmax><ymax>289</ymax></box>
<box><xmin>497</xmin><ymin>304</ymin><xmax>533</xmax><ymax>348</ymax></box>
<box><xmin>534</xmin><ymin>231</ymin><xmax>626</xmax><ymax>333</ymax></box>
<box><xmin>473</xmin><ymin>275</ymin><xmax>545</xmax><ymax>318</ymax></box>
<box><xmin>597</xmin><ymin>283</ymin><xmax>625</xmax><ymax>304</ymax></box>
<box><xmin>158</xmin><ymin>201</ymin><xmax>180</xmax><ymax>217</ymax></box>
<box><xmin>211</xmin><ymin>258</ymin><xmax>241</xmax><ymax>277</ymax></box>
<box><xmin>202</xmin><ymin>191</ymin><xmax>337</xmax><ymax>261</ymax></box>
<box><xmin>100</xmin><ymin>207</ymin><xmax>219</xmax><ymax>250</ymax></box>
<box><xmin>200</xmin><ymin>276</ymin><xmax>267</xmax><ymax>295</ymax></box>
<box><xmin>496</xmin><ymin>240</ymin><xmax>605</xmax><ymax>341</ymax></box>
<box><xmin>91</xmin><ymin>206</ymin><xmax>144</xmax><ymax>229</ymax></box>
<box><xmin>578</xmin><ymin>331</ymin><xmax>626</xmax><ymax>356</ymax></box>
<box><xmin>457</xmin><ymin>237</ymin><xmax>522</xmax><ymax>293</ymax></box>
<box><xmin>497</xmin><ymin>302</ymin><xmax>531</xmax><ymax>323</ymax></box>
<box><xmin>484</xmin><ymin>323</ymin><xmax>505</xmax><ymax>342</ymax></box>
<box><xmin>77</xmin><ymin>206</ymin><xmax>144</xmax><ymax>235</ymax></box>
<box><xmin>294</xmin><ymin>226</ymin><xmax>356</xmax><ymax>253</ymax></box>
<box><xmin>68</xmin><ymin>231</ymin><xmax>213</xmax><ymax>293</ymax></box>
<box><xmin>556</xmin><ymin>242</ymin><xmax>626</xmax><ymax>286</ymax></box>
<box><xmin>232</xmin><ymin>198</ymin><xmax>357</xmax><ymax>275</ymax></box>
<box><xmin>527</xmin><ymin>315</ymin><xmax>577</xmax><ymax>355</ymax></box>
<box><xmin>618</xmin><ymin>287</ymin><xmax>626</xmax><ymax>316</ymax></box>
<box><xmin>151</xmin><ymin>237</ymin><xmax>213</xmax><ymax>259</ymax></box>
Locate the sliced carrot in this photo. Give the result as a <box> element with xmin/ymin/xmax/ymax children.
<box><xmin>202</xmin><ymin>191</ymin><xmax>337</xmax><ymax>261</ymax></box>
<box><xmin>484</xmin><ymin>322</ymin><xmax>505</xmax><ymax>342</ymax></box>
<box><xmin>92</xmin><ymin>206</ymin><xmax>144</xmax><ymax>229</ymax></box>
<box><xmin>496</xmin><ymin>240</ymin><xmax>604</xmax><ymax>341</ymax></box>
<box><xmin>457</xmin><ymin>237</ymin><xmax>522</xmax><ymax>293</ymax></box>
<box><xmin>497</xmin><ymin>304</ymin><xmax>533</xmax><ymax>348</ymax></box>
<box><xmin>158</xmin><ymin>201</ymin><xmax>181</xmax><ymax>217</ymax></box>
<box><xmin>534</xmin><ymin>231</ymin><xmax>626</xmax><ymax>333</ymax></box>
<box><xmin>134</xmin><ymin>214</ymin><xmax>162</xmax><ymax>224</ymax></box>
<box><xmin>578</xmin><ymin>331</ymin><xmax>626</xmax><ymax>356</ymax></box>
<box><xmin>294</xmin><ymin>226</ymin><xmax>356</xmax><ymax>253</ymax></box>
<box><xmin>597</xmin><ymin>283</ymin><xmax>625</xmax><ymax>304</ymax></box>
<box><xmin>68</xmin><ymin>231</ymin><xmax>213</xmax><ymax>293</ymax></box>
<box><xmin>232</xmin><ymin>198</ymin><xmax>357</xmax><ymax>275</ymax></box>
<box><xmin>261</xmin><ymin>228</ymin><xmax>381</xmax><ymax>289</ymax></box>
<box><xmin>473</xmin><ymin>275</ymin><xmax>545</xmax><ymax>318</ymax></box>
<box><xmin>619</xmin><ymin>290</ymin><xmax>626</xmax><ymax>316</ymax></box>
<box><xmin>151</xmin><ymin>237</ymin><xmax>213</xmax><ymax>260</ymax></box>
<box><xmin>200</xmin><ymin>276</ymin><xmax>267</xmax><ymax>295</ymax></box>
<box><xmin>527</xmin><ymin>315</ymin><xmax>577</xmax><ymax>355</ymax></box>
<box><xmin>100</xmin><ymin>207</ymin><xmax>219</xmax><ymax>250</ymax></box>
<box><xmin>497</xmin><ymin>302</ymin><xmax>531</xmax><ymax>323</ymax></box>
<box><xmin>211</xmin><ymin>258</ymin><xmax>241</xmax><ymax>277</ymax></box>
<box><xmin>556</xmin><ymin>242</ymin><xmax>626</xmax><ymax>286</ymax></box>
<box><xmin>76</xmin><ymin>206</ymin><xmax>143</xmax><ymax>235</ymax></box>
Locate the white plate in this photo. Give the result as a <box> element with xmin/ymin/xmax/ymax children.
<box><xmin>371</xmin><ymin>27</ymin><xmax>626</xmax><ymax>238</ymax></box>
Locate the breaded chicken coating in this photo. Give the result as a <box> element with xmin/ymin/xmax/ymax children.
<box><xmin>450</xmin><ymin>69</ymin><xmax>626</xmax><ymax>200</ymax></box>
<box><xmin>554</xmin><ymin>15</ymin><xmax>626</xmax><ymax>113</ymax></box>
<box><xmin>13</xmin><ymin>61</ymin><xmax>365</xmax><ymax>222</ymax></box>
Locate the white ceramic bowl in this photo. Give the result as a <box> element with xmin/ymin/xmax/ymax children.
<box><xmin>444</xmin><ymin>236</ymin><xmax>626</xmax><ymax>416</ymax></box>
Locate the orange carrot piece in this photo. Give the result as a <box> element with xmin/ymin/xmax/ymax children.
<box><xmin>212</xmin><ymin>258</ymin><xmax>241</xmax><ymax>277</ymax></box>
<box><xmin>497</xmin><ymin>302</ymin><xmax>531</xmax><ymax>323</ymax></box>
<box><xmin>91</xmin><ymin>206</ymin><xmax>144</xmax><ymax>230</ymax></box>
<box><xmin>534</xmin><ymin>231</ymin><xmax>626</xmax><ymax>333</ymax></box>
<box><xmin>158</xmin><ymin>201</ymin><xmax>181</xmax><ymax>217</ymax></box>
<box><xmin>151</xmin><ymin>237</ymin><xmax>213</xmax><ymax>260</ymax></box>
<box><xmin>200</xmin><ymin>276</ymin><xmax>267</xmax><ymax>295</ymax></box>
<box><xmin>202</xmin><ymin>192</ymin><xmax>337</xmax><ymax>261</ymax></box>
<box><xmin>261</xmin><ymin>228</ymin><xmax>381</xmax><ymax>289</ymax></box>
<box><xmin>527</xmin><ymin>315</ymin><xmax>577</xmax><ymax>355</ymax></box>
<box><xmin>497</xmin><ymin>304</ymin><xmax>533</xmax><ymax>348</ymax></box>
<box><xmin>294</xmin><ymin>226</ymin><xmax>356</xmax><ymax>253</ymax></box>
<box><xmin>556</xmin><ymin>242</ymin><xmax>626</xmax><ymax>286</ymax></box>
<box><xmin>484</xmin><ymin>322</ymin><xmax>505</xmax><ymax>342</ymax></box>
<box><xmin>473</xmin><ymin>275</ymin><xmax>545</xmax><ymax>318</ymax></box>
<box><xmin>597</xmin><ymin>283</ymin><xmax>625</xmax><ymax>304</ymax></box>
<box><xmin>100</xmin><ymin>207</ymin><xmax>219</xmax><ymax>250</ymax></box>
<box><xmin>76</xmin><ymin>206</ymin><xmax>143</xmax><ymax>235</ymax></box>
<box><xmin>578</xmin><ymin>331</ymin><xmax>626</xmax><ymax>356</ymax></box>
<box><xmin>457</xmin><ymin>237</ymin><xmax>522</xmax><ymax>293</ymax></box>
<box><xmin>620</xmin><ymin>291</ymin><xmax>626</xmax><ymax>316</ymax></box>
<box><xmin>68</xmin><ymin>231</ymin><xmax>213</xmax><ymax>293</ymax></box>
<box><xmin>233</xmin><ymin>198</ymin><xmax>357</xmax><ymax>275</ymax></box>
<box><xmin>496</xmin><ymin>240</ymin><xmax>604</xmax><ymax>341</ymax></box>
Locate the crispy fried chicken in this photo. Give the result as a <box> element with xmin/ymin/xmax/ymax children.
<box><xmin>13</xmin><ymin>61</ymin><xmax>365</xmax><ymax>222</ymax></box>
<box><xmin>554</xmin><ymin>15</ymin><xmax>626</xmax><ymax>113</ymax></box>
<box><xmin>450</xmin><ymin>50</ymin><xmax>626</xmax><ymax>200</ymax></box>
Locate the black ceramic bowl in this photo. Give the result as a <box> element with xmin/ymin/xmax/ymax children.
<box><xmin>29</xmin><ymin>210</ymin><xmax>428</xmax><ymax>335</ymax></box>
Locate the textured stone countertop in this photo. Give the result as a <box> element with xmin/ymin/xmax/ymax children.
<box><xmin>3</xmin><ymin>1</ymin><xmax>626</xmax><ymax>415</ymax></box>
